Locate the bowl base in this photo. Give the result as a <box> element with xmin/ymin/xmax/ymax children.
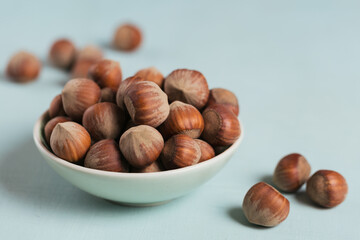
<box><xmin>106</xmin><ymin>199</ymin><xmax>173</xmax><ymax>207</ymax></box>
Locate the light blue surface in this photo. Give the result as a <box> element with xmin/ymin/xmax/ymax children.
<box><xmin>0</xmin><ymin>0</ymin><xmax>359</xmax><ymax>239</ymax></box>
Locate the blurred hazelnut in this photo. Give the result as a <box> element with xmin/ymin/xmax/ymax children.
<box><xmin>207</xmin><ymin>88</ymin><xmax>239</xmax><ymax>116</ymax></box>
<box><xmin>48</xmin><ymin>94</ymin><xmax>66</xmax><ymax>118</ymax></box>
<box><xmin>100</xmin><ymin>88</ymin><xmax>116</xmax><ymax>103</ymax></box>
<box><xmin>135</xmin><ymin>67</ymin><xmax>164</xmax><ymax>88</ymax></box>
<box><xmin>76</xmin><ymin>45</ymin><xmax>103</xmax><ymax>62</ymax></box>
<box><xmin>44</xmin><ymin>116</ymin><xmax>70</xmax><ymax>145</ymax></box>
<box><xmin>88</xmin><ymin>59</ymin><xmax>122</xmax><ymax>91</ymax></box>
<box><xmin>6</xmin><ymin>51</ymin><xmax>41</xmax><ymax>83</ymax></box>
<box><xmin>48</xmin><ymin>38</ymin><xmax>76</xmax><ymax>69</ymax></box>
<box><xmin>194</xmin><ymin>139</ymin><xmax>215</xmax><ymax>162</ymax></box>
<box><xmin>71</xmin><ymin>59</ymin><xmax>97</xmax><ymax>78</ymax></box>
<box><xmin>113</xmin><ymin>24</ymin><xmax>142</xmax><ymax>51</ymax></box>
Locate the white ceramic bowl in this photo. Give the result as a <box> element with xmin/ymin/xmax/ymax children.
<box><xmin>33</xmin><ymin>112</ymin><xmax>243</xmax><ymax>206</ymax></box>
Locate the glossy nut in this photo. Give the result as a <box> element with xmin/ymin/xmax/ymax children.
<box><xmin>124</xmin><ymin>81</ymin><xmax>169</xmax><ymax>127</ymax></box>
<box><xmin>201</xmin><ymin>104</ymin><xmax>240</xmax><ymax>146</ymax></box>
<box><xmin>44</xmin><ymin>116</ymin><xmax>70</xmax><ymax>145</ymax></box>
<box><xmin>49</xmin><ymin>94</ymin><xmax>66</xmax><ymax>118</ymax></box>
<box><xmin>207</xmin><ymin>88</ymin><xmax>239</xmax><ymax>116</ymax></box>
<box><xmin>306</xmin><ymin>170</ymin><xmax>348</xmax><ymax>208</ymax></box>
<box><xmin>84</xmin><ymin>139</ymin><xmax>129</xmax><ymax>172</ymax></box>
<box><xmin>6</xmin><ymin>51</ymin><xmax>41</xmax><ymax>83</ymax></box>
<box><xmin>159</xmin><ymin>101</ymin><xmax>204</xmax><ymax>139</ymax></box>
<box><xmin>48</xmin><ymin>38</ymin><xmax>76</xmax><ymax>69</ymax></box>
<box><xmin>194</xmin><ymin>139</ymin><xmax>215</xmax><ymax>162</ymax></box>
<box><xmin>82</xmin><ymin>102</ymin><xmax>126</xmax><ymax>141</ymax></box>
<box><xmin>131</xmin><ymin>161</ymin><xmax>163</xmax><ymax>173</ymax></box>
<box><xmin>119</xmin><ymin>125</ymin><xmax>164</xmax><ymax>168</ymax></box>
<box><xmin>116</xmin><ymin>76</ymin><xmax>143</xmax><ymax>110</ymax></box>
<box><xmin>273</xmin><ymin>153</ymin><xmax>311</xmax><ymax>192</ymax></box>
<box><xmin>88</xmin><ymin>59</ymin><xmax>122</xmax><ymax>91</ymax></box>
<box><xmin>50</xmin><ymin>122</ymin><xmax>91</xmax><ymax>163</ymax></box>
<box><xmin>160</xmin><ymin>134</ymin><xmax>201</xmax><ymax>170</ymax></box>
<box><xmin>242</xmin><ymin>182</ymin><xmax>290</xmax><ymax>227</ymax></box>
<box><xmin>135</xmin><ymin>67</ymin><xmax>164</xmax><ymax>88</ymax></box>
<box><xmin>100</xmin><ymin>88</ymin><xmax>116</xmax><ymax>103</ymax></box>
<box><xmin>164</xmin><ymin>69</ymin><xmax>209</xmax><ymax>109</ymax></box>
<box><xmin>113</xmin><ymin>24</ymin><xmax>142</xmax><ymax>51</ymax></box>
<box><xmin>62</xmin><ymin>78</ymin><xmax>101</xmax><ymax>122</ymax></box>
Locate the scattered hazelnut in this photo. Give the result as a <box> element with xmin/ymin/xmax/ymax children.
<box><xmin>6</xmin><ymin>51</ymin><xmax>41</xmax><ymax>83</ymax></box>
<box><xmin>273</xmin><ymin>153</ymin><xmax>311</xmax><ymax>192</ymax></box>
<box><xmin>164</xmin><ymin>69</ymin><xmax>209</xmax><ymax>109</ymax></box>
<box><xmin>76</xmin><ymin>45</ymin><xmax>103</xmax><ymax>62</ymax></box>
<box><xmin>306</xmin><ymin>170</ymin><xmax>348</xmax><ymax>208</ymax></box>
<box><xmin>50</xmin><ymin>121</ymin><xmax>91</xmax><ymax>163</ymax></box>
<box><xmin>159</xmin><ymin>101</ymin><xmax>204</xmax><ymax>139</ymax></box>
<box><xmin>124</xmin><ymin>81</ymin><xmax>169</xmax><ymax>127</ymax></box>
<box><xmin>242</xmin><ymin>182</ymin><xmax>290</xmax><ymax>227</ymax></box>
<box><xmin>206</xmin><ymin>88</ymin><xmax>239</xmax><ymax>116</ymax></box>
<box><xmin>160</xmin><ymin>134</ymin><xmax>201</xmax><ymax>170</ymax></box>
<box><xmin>194</xmin><ymin>139</ymin><xmax>215</xmax><ymax>162</ymax></box>
<box><xmin>48</xmin><ymin>94</ymin><xmax>66</xmax><ymax>118</ymax></box>
<box><xmin>131</xmin><ymin>161</ymin><xmax>163</xmax><ymax>173</ymax></box>
<box><xmin>71</xmin><ymin>59</ymin><xmax>97</xmax><ymax>78</ymax></box>
<box><xmin>100</xmin><ymin>88</ymin><xmax>116</xmax><ymax>103</ymax></box>
<box><xmin>113</xmin><ymin>24</ymin><xmax>142</xmax><ymax>51</ymax></box>
<box><xmin>82</xmin><ymin>102</ymin><xmax>126</xmax><ymax>141</ymax></box>
<box><xmin>119</xmin><ymin>125</ymin><xmax>164</xmax><ymax>168</ymax></box>
<box><xmin>62</xmin><ymin>78</ymin><xmax>101</xmax><ymax>122</ymax></box>
<box><xmin>48</xmin><ymin>38</ymin><xmax>76</xmax><ymax>69</ymax></box>
<box><xmin>115</xmin><ymin>76</ymin><xmax>143</xmax><ymax>111</ymax></box>
<box><xmin>44</xmin><ymin>116</ymin><xmax>70</xmax><ymax>145</ymax></box>
<box><xmin>135</xmin><ymin>67</ymin><xmax>164</xmax><ymax>88</ymax></box>
<box><xmin>84</xmin><ymin>139</ymin><xmax>129</xmax><ymax>172</ymax></box>
<box><xmin>88</xmin><ymin>59</ymin><xmax>122</xmax><ymax>91</ymax></box>
<box><xmin>201</xmin><ymin>104</ymin><xmax>240</xmax><ymax>146</ymax></box>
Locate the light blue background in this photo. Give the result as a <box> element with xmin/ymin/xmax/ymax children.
<box><xmin>0</xmin><ymin>0</ymin><xmax>359</xmax><ymax>239</ymax></box>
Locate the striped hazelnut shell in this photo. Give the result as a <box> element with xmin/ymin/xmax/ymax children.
<box><xmin>207</xmin><ymin>88</ymin><xmax>239</xmax><ymax>116</ymax></box>
<box><xmin>49</xmin><ymin>94</ymin><xmax>66</xmax><ymax>118</ymax></box>
<box><xmin>116</xmin><ymin>76</ymin><xmax>143</xmax><ymax>111</ymax></box>
<box><xmin>88</xmin><ymin>59</ymin><xmax>122</xmax><ymax>91</ymax></box>
<box><xmin>135</xmin><ymin>67</ymin><xmax>164</xmax><ymax>88</ymax></box>
<box><xmin>194</xmin><ymin>139</ymin><xmax>215</xmax><ymax>162</ymax></box>
<box><xmin>44</xmin><ymin>116</ymin><xmax>70</xmax><ymax>145</ymax></box>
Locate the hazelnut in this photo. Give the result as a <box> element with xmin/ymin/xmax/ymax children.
<box><xmin>160</xmin><ymin>134</ymin><xmax>201</xmax><ymax>170</ymax></box>
<box><xmin>71</xmin><ymin>59</ymin><xmax>97</xmax><ymax>78</ymax></box>
<box><xmin>206</xmin><ymin>88</ymin><xmax>239</xmax><ymax>116</ymax></box>
<box><xmin>306</xmin><ymin>170</ymin><xmax>348</xmax><ymax>208</ymax></box>
<box><xmin>273</xmin><ymin>153</ymin><xmax>311</xmax><ymax>192</ymax></box>
<box><xmin>6</xmin><ymin>51</ymin><xmax>41</xmax><ymax>83</ymax></box>
<box><xmin>48</xmin><ymin>38</ymin><xmax>76</xmax><ymax>69</ymax></box>
<box><xmin>164</xmin><ymin>69</ymin><xmax>209</xmax><ymax>109</ymax></box>
<box><xmin>82</xmin><ymin>102</ymin><xmax>126</xmax><ymax>141</ymax></box>
<box><xmin>201</xmin><ymin>104</ymin><xmax>240</xmax><ymax>146</ymax></box>
<box><xmin>134</xmin><ymin>67</ymin><xmax>164</xmax><ymax>88</ymax></box>
<box><xmin>214</xmin><ymin>145</ymin><xmax>230</xmax><ymax>155</ymax></box>
<box><xmin>194</xmin><ymin>139</ymin><xmax>215</xmax><ymax>162</ymax></box>
<box><xmin>84</xmin><ymin>139</ymin><xmax>129</xmax><ymax>172</ymax></box>
<box><xmin>131</xmin><ymin>161</ymin><xmax>163</xmax><ymax>173</ymax></box>
<box><xmin>159</xmin><ymin>101</ymin><xmax>204</xmax><ymax>139</ymax></box>
<box><xmin>116</xmin><ymin>76</ymin><xmax>143</xmax><ymax>110</ymax></box>
<box><xmin>88</xmin><ymin>59</ymin><xmax>122</xmax><ymax>91</ymax></box>
<box><xmin>76</xmin><ymin>45</ymin><xmax>103</xmax><ymax>62</ymax></box>
<box><xmin>100</xmin><ymin>88</ymin><xmax>116</xmax><ymax>103</ymax></box>
<box><xmin>62</xmin><ymin>78</ymin><xmax>101</xmax><ymax>122</ymax></box>
<box><xmin>242</xmin><ymin>182</ymin><xmax>290</xmax><ymax>227</ymax></box>
<box><xmin>50</xmin><ymin>121</ymin><xmax>91</xmax><ymax>163</ymax></box>
<box><xmin>124</xmin><ymin>81</ymin><xmax>169</xmax><ymax>127</ymax></box>
<box><xmin>113</xmin><ymin>24</ymin><xmax>142</xmax><ymax>51</ymax></box>
<box><xmin>44</xmin><ymin>116</ymin><xmax>70</xmax><ymax>145</ymax></box>
<box><xmin>119</xmin><ymin>125</ymin><xmax>164</xmax><ymax>168</ymax></box>
<box><xmin>48</xmin><ymin>94</ymin><xmax>66</xmax><ymax>118</ymax></box>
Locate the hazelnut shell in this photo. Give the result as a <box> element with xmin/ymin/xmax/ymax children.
<box><xmin>207</xmin><ymin>88</ymin><xmax>239</xmax><ymax>116</ymax></box>
<box><xmin>194</xmin><ymin>139</ymin><xmax>215</xmax><ymax>162</ymax></box>
<box><xmin>44</xmin><ymin>116</ymin><xmax>70</xmax><ymax>145</ymax></box>
<box><xmin>6</xmin><ymin>51</ymin><xmax>41</xmax><ymax>83</ymax></box>
<box><xmin>48</xmin><ymin>94</ymin><xmax>66</xmax><ymax>118</ymax></box>
<box><xmin>113</xmin><ymin>24</ymin><xmax>142</xmax><ymax>51</ymax></box>
<box><xmin>88</xmin><ymin>59</ymin><xmax>122</xmax><ymax>91</ymax></box>
<box><xmin>135</xmin><ymin>67</ymin><xmax>164</xmax><ymax>88</ymax></box>
<box><xmin>49</xmin><ymin>39</ymin><xmax>76</xmax><ymax>69</ymax></box>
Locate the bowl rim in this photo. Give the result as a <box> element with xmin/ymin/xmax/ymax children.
<box><xmin>33</xmin><ymin>111</ymin><xmax>244</xmax><ymax>178</ymax></box>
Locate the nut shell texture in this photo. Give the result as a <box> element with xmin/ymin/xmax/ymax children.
<box><xmin>49</xmin><ymin>39</ymin><xmax>76</xmax><ymax>69</ymax></box>
<box><xmin>116</xmin><ymin>76</ymin><xmax>143</xmax><ymax>110</ymax></box>
<box><xmin>44</xmin><ymin>116</ymin><xmax>70</xmax><ymax>145</ymax></box>
<box><xmin>113</xmin><ymin>24</ymin><xmax>142</xmax><ymax>51</ymax></box>
<box><xmin>135</xmin><ymin>67</ymin><xmax>164</xmax><ymax>87</ymax></box>
<box><xmin>131</xmin><ymin>161</ymin><xmax>163</xmax><ymax>173</ymax></box>
<box><xmin>164</xmin><ymin>69</ymin><xmax>209</xmax><ymax>109</ymax></box>
<box><xmin>89</xmin><ymin>59</ymin><xmax>122</xmax><ymax>91</ymax></box>
<box><xmin>62</xmin><ymin>78</ymin><xmax>101</xmax><ymax>121</ymax></box>
<box><xmin>124</xmin><ymin>81</ymin><xmax>169</xmax><ymax>127</ymax></box>
<box><xmin>50</xmin><ymin>122</ymin><xmax>91</xmax><ymax>163</ymax></box>
<box><xmin>207</xmin><ymin>88</ymin><xmax>239</xmax><ymax>116</ymax></box>
<box><xmin>6</xmin><ymin>51</ymin><xmax>41</xmax><ymax>83</ymax></box>
<box><xmin>273</xmin><ymin>153</ymin><xmax>311</xmax><ymax>192</ymax></box>
<box><xmin>306</xmin><ymin>170</ymin><xmax>348</xmax><ymax>208</ymax></box>
<box><xmin>49</xmin><ymin>94</ymin><xmax>66</xmax><ymax>118</ymax></box>
<box><xmin>194</xmin><ymin>139</ymin><xmax>215</xmax><ymax>162</ymax></box>
<box><xmin>242</xmin><ymin>182</ymin><xmax>290</xmax><ymax>227</ymax></box>
<box><xmin>119</xmin><ymin>125</ymin><xmax>164</xmax><ymax>168</ymax></box>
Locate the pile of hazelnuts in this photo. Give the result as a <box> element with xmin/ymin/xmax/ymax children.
<box><xmin>242</xmin><ymin>153</ymin><xmax>348</xmax><ymax>227</ymax></box>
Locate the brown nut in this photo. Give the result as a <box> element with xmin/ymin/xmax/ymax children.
<box><xmin>207</xmin><ymin>88</ymin><xmax>239</xmax><ymax>116</ymax></box>
<box><xmin>273</xmin><ymin>153</ymin><xmax>311</xmax><ymax>193</ymax></box>
<box><xmin>6</xmin><ymin>51</ymin><xmax>41</xmax><ymax>83</ymax></box>
<box><xmin>71</xmin><ymin>59</ymin><xmax>97</xmax><ymax>78</ymax></box>
<box><xmin>306</xmin><ymin>170</ymin><xmax>348</xmax><ymax>208</ymax></box>
<box><xmin>84</xmin><ymin>139</ymin><xmax>129</xmax><ymax>172</ymax></box>
<box><xmin>131</xmin><ymin>161</ymin><xmax>163</xmax><ymax>173</ymax></box>
<box><xmin>48</xmin><ymin>38</ymin><xmax>76</xmax><ymax>69</ymax></box>
<box><xmin>44</xmin><ymin>116</ymin><xmax>70</xmax><ymax>145</ymax></box>
<box><xmin>116</xmin><ymin>76</ymin><xmax>143</xmax><ymax>110</ymax></box>
<box><xmin>49</xmin><ymin>94</ymin><xmax>66</xmax><ymax>118</ymax></box>
<box><xmin>100</xmin><ymin>88</ymin><xmax>116</xmax><ymax>103</ymax></box>
<box><xmin>134</xmin><ymin>67</ymin><xmax>164</xmax><ymax>88</ymax></box>
<box><xmin>119</xmin><ymin>125</ymin><xmax>164</xmax><ymax>168</ymax></box>
<box><xmin>76</xmin><ymin>45</ymin><xmax>103</xmax><ymax>62</ymax></box>
<box><xmin>160</xmin><ymin>134</ymin><xmax>201</xmax><ymax>170</ymax></box>
<box><xmin>82</xmin><ymin>102</ymin><xmax>125</xmax><ymax>141</ymax></box>
<box><xmin>62</xmin><ymin>78</ymin><xmax>101</xmax><ymax>122</ymax></box>
<box><xmin>50</xmin><ymin>121</ymin><xmax>91</xmax><ymax>163</ymax></box>
<box><xmin>214</xmin><ymin>145</ymin><xmax>230</xmax><ymax>155</ymax></box>
<box><xmin>164</xmin><ymin>69</ymin><xmax>209</xmax><ymax>109</ymax></box>
<box><xmin>194</xmin><ymin>139</ymin><xmax>215</xmax><ymax>162</ymax></box>
<box><xmin>124</xmin><ymin>81</ymin><xmax>169</xmax><ymax>127</ymax></box>
<box><xmin>113</xmin><ymin>24</ymin><xmax>142</xmax><ymax>51</ymax></box>
<box><xmin>88</xmin><ymin>59</ymin><xmax>122</xmax><ymax>91</ymax></box>
<box><xmin>201</xmin><ymin>104</ymin><xmax>240</xmax><ymax>146</ymax></box>
<box><xmin>242</xmin><ymin>182</ymin><xmax>290</xmax><ymax>227</ymax></box>
<box><xmin>159</xmin><ymin>101</ymin><xmax>204</xmax><ymax>139</ymax></box>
